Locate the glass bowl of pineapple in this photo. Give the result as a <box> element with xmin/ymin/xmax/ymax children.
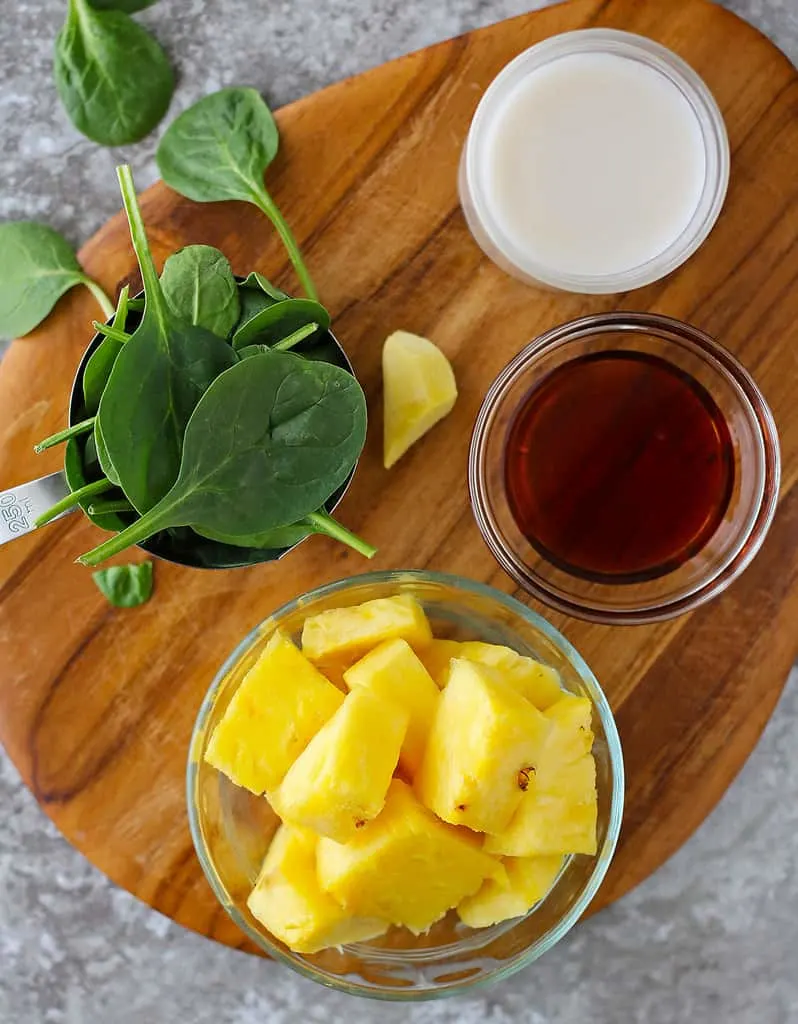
<box><xmin>187</xmin><ymin>570</ymin><xmax>624</xmax><ymax>1000</ymax></box>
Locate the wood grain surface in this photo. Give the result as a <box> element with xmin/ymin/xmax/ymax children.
<box><xmin>2</xmin><ymin>0</ymin><xmax>798</xmax><ymax>955</ymax></box>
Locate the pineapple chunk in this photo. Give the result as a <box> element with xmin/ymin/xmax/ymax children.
<box><xmin>383</xmin><ymin>329</ymin><xmax>457</xmax><ymax>469</ymax></box>
<box><xmin>458</xmin><ymin>854</ymin><xmax>563</xmax><ymax>928</ymax></box>
<box><xmin>272</xmin><ymin>689</ymin><xmax>408</xmax><ymax>842</ymax></box>
<box><xmin>538</xmin><ymin>694</ymin><xmax>594</xmax><ymax>774</ymax></box>
<box><xmin>317</xmin><ymin>779</ymin><xmax>501</xmax><ymax>934</ymax></box>
<box><xmin>416</xmin><ymin>639</ymin><xmax>464</xmax><ymax>687</ymax></box>
<box><xmin>343</xmin><ymin>639</ymin><xmax>438</xmax><ymax>778</ymax></box>
<box><xmin>458</xmin><ymin>642</ymin><xmax>563</xmax><ymax>710</ymax></box>
<box><xmin>301</xmin><ymin>594</ymin><xmax>432</xmax><ymax>664</ymax></box>
<box><xmin>205</xmin><ymin>628</ymin><xmax>343</xmax><ymax>794</ymax></box>
<box><xmin>416</xmin><ymin>659</ymin><xmax>550</xmax><ymax>835</ymax></box>
<box><xmin>247</xmin><ymin>825</ymin><xmax>386</xmax><ymax>954</ymax></box>
<box><xmin>485</xmin><ymin>756</ymin><xmax>598</xmax><ymax>857</ymax></box>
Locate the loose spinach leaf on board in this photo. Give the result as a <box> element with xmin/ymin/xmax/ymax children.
<box><xmin>78</xmin><ymin>350</ymin><xmax>369</xmax><ymax>565</ymax></box>
<box><xmin>232</xmin><ymin>297</ymin><xmax>330</xmax><ymax>350</ymax></box>
<box><xmin>98</xmin><ymin>166</ymin><xmax>238</xmax><ymax>514</ymax></box>
<box><xmin>160</xmin><ymin>245</ymin><xmax>240</xmax><ymax>338</ymax></box>
<box><xmin>156</xmin><ymin>88</ymin><xmax>318</xmax><ymax>301</ymax></box>
<box><xmin>55</xmin><ymin>0</ymin><xmax>174</xmax><ymax>146</ymax></box>
<box><xmin>92</xmin><ymin>562</ymin><xmax>154</xmax><ymax>607</ymax></box>
<box><xmin>83</xmin><ymin>284</ymin><xmax>129</xmax><ymax>413</ymax></box>
<box><xmin>0</xmin><ymin>221</ymin><xmax>113</xmax><ymax>338</ymax></box>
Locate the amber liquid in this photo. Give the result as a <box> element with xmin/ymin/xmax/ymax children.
<box><xmin>504</xmin><ymin>351</ymin><xmax>735</xmax><ymax>583</ymax></box>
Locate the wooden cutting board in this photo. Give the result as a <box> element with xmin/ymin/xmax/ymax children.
<box><xmin>2</xmin><ymin>0</ymin><xmax>798</xmax><ymax>955</ymax></box>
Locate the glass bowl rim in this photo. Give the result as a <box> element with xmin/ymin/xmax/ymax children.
<box><xmin>462</xmin><ymin>27</ymin><xmax>731</xmax><ymax>294</ymax></box>
<box><xmin>468</xmin><ymin>312</ymin><xmax>781</xmax><ymax>625</ymax></box>
<box><xmin>186</xmin><ymin>568</ymin><xmax>625</xmax><ymax>1001</ymax></box>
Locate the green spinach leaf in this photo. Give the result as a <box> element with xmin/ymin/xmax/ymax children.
<box><xmin>160</xmin><ymin>245</ymin><xmax>240</xmax><ymax>338</ymax></box>
<box><xmin>55</xmin><ymin>0</ymin><xmax>174</xmax><ymax>146</ymax></box>
<box><xmin>232</xmin><ymin>297</ymin><xmax>329</xmax><ymax>350</ymax></box>
<box><xmin>92</xmin><ymin>562</ymin><xmax>153</xmax><ymax>607</ymax></box>
<box><xmin>156</xmin><ymin>88</ymin><xmax>317</xmax><ymax>301</ymax></box>
<box><xmin>83</xmin><ymin>284</ymin><xmax>129</xmax><ymax>413</ymax></box>
<box><xmin>78</xmin><ymin>350</ymin><xmax>369</xmax><ymax>565</ymax></box>
<box><xmin>0</xmin><ymin>221</ymin><xmax>113</xmax><ymax>338</ymax></box>
<box><xmin>240</xmin><ymin>271</ymin><xmax>288</xmax><ymax>303</ymax></box>
<box><xmin>98</xmin><ymin>166</ymin><xmax>237</xmax><ymax>513</ymax></box>
<box><xmin>64</xmin><ymin>435</ymin><xmax>127</xmax><ymax>532</ymax></box>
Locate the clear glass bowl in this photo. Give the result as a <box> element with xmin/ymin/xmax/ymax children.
<box><xmin>458</xmin><ymin>29</ymin><xmax>730</xmax><ymax>293</ymax></box>
<box><xmin>469</xmin><ymin>313</ymin><xmax>781</xmax><ymax>625</ymax></box>
<box><xmin>187</xmin><ymin>570</ymin><xmax>624</xmax><ymax>1000</ymax></box>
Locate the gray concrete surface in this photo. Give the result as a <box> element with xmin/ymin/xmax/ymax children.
<box><xmin>2</xmin><ymin>2</ymin><xmax>798</xmax><ymax>1022</ymax></box>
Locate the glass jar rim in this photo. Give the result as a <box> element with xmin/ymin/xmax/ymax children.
<box><xmin>463</xmin><ymin>29</ymin><xmax>731</xmax><ymax>294</ymax></box>
<box><xmin>468</xmin><ymin>312</ymin><xmax>781</xmax><ymax>624</ymax></box>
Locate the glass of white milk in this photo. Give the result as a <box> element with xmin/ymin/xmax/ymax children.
<box><xmin>459</xmin><ymin>29</ymin><xmax>730</xmax><ymax>293</ymax></box>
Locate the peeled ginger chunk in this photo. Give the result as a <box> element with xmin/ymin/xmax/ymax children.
<box><xmin>382</xmin><ymin>330</ymin><xmax>457</xmax><ymax>469</ymax></box>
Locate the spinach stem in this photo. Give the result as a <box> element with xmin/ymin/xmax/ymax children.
<box><xmin>81</xmin><ymin>276</ymin><xmax>115</xmax><ymax>320</ymax></box>
<box><xmin>36</xmin><ymin>477</ymin><xmax>113</xmax><ymax>528</ymax></box>
<box><xmin>307</xmin><ymin>511</ymin><xmax>377</xmax><ymax>559</ymax></box>
<box><xmin>34</xmin><ymin>416</ymin><xmax>95</xmax><ymax>453</ymax></box>
<box><xmin>77</xmin><ymin>502</ymin><xmax>172</xmax><ymax>565</ymax></box>
<box><xmin>117</xmin><ymin>164</ymin><xmax>170</xmax><ymax>333</ymax></box>
<box><xmin>251</xmin><ymin>185</ymin><xmax>319</xmax><ymax>302</ymax></box>
<box><xmin>272</xmin><ymin>322</ymin><xmax>319</xmax><ymax>351</ymax></box>
<box><xmin>92</xmin><ymin>320</ymin><xmax>130</xmax><ymax>343</ymax></box>
<box><xmin>88</xmin><ymin>498</ymin><xmax>135</xmax><ymax>515</ymax></box>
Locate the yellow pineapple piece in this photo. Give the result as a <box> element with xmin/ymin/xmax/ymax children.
<box><xmin>457</xmin><ymin>854</ymin><xmax>563</xmax><ymax>928</ymax></box>
<box><xmin>416</xmin><ymin>659</ymin><xmax>550</xmax><ymax>835</ymax></box>
<box><xmin>485</xmin><ymin>756</ymin><xmax>598</xmax><ymax>857</ymax></box>
<box><xmin>416</xmin><ymin>638</ymin><xmax>464</xmax><ymax>687</ymax></box>
<box><xmin>317</xmin><ymin>779</ymin><xmax>501</xmax><ymax>935</ymax></box>
<box><xmin>538</xmin><ymin>694</ymin><xmax>594</xmax><ymax>774</ymax></box>
<box><xmin>205</xmin><ymin>628</ymin><xmax>343</xmax><ymax>794</ymax></box>
<box><xmin>247</xmin><ymin>824</ymin><xmax>386</xmax><ymax>954</ymax></box>
<box><xmin>271</xmin><ymin>689</ymin><xmax>408</xmax><ymax>842</ymax></box>
<box><xmin>301</xmin><ymin>594</ymin><xmax>432</xmax><ymax>664</ymax></box>
<box><xmin>383</xmin><ymin>330</ymin><xmax>458</xmax><ymax>469</ymax></box>
<box><xmin>458</xmin><ymin>642</ymin><xmax>563</xmax><ymax>710</ymax></box>
<box><xmin>343</xmin><ymin>639</ymin><xmax>438</xmax><ymax>778</ymax></box>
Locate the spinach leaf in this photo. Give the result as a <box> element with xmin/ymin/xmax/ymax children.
<box><xmin>54</xmin><ymin>0</ymin><xmax>174</xmax><ymax>146</ymax></box>
<box><xmin>83</xmin><ymin>284</ymin><xmax>129</xmax><ymax>413</ymax></box>
<box><xmin>94</xmin><ymin>419</ymin><xmax>121</xmax><ymax>486</ymax></box>
<box><xmin>92</xmin><ymin>562</ymin><xmax>153</xmax><ymax>607</ymax></box>
<box><xmin>240</xmin><ymin>271</ymin><xmax>288</xmax><ymax>303</ymax></box>
<box><xmin>156</xmin><ymin>88</ymin><xmax>318</xmax><ymax>301</ymax></box>
<box><xmin>160</xmin><ymin>245</ymin><xmax>240</xmax><ymax>338</ymax></box>
<box><xmin>78</xmin><ymin>350</ymin><xmax>369</xmax><ymax>565</ymax></box>
<box><xmin>64</xmin><ymin>435</ymin><xmax>127</xmax><ymax>532</ymax></box>
<box><xmin>195</xmin><ymin>510</ymin><xmax>376</xmax><ymax>558</ymax></box>
<box><xmin>232</xmin><ymin>297</ymin><xmax>329</xmax><ymax>350</ymax></box>
<box><xmin>98</xmin><ymin>166</ymin><xmax>237</xmax><ymax>513</ymax></box>
<box><xmin>0</xmin><ymin>221</ymin><xmax>113</xmax><ymax>338</ymax></box>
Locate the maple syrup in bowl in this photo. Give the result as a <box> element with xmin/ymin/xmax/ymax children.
<box><xmin>469</xmin><ymin>313</ymin><xmax>780</xmax><ymax>624</ymax></box>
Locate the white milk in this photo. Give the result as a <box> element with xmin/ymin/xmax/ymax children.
<box><xmin>480</xmin><ymin>51</ymin><xmax>707</xmax><ymax>278</ymax></box>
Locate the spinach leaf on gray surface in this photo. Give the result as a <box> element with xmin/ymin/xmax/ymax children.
<box><xmin>232</xmin><ymin>297</ymin><xmax>329</xmax><ymax>349</ymax></box>
<box><xmin>83</xmin><ymin>284</ymin><xmax>130</xmax><ymax>413</ymax></box>
<box><xmin>156</xmin><ymin>88</ymin><xmax>318</xmax><ymax>301</ymax></box>
<box><xmin>78</xmin><ymin>350</ymin><xmax>368</xmax><ymax>565</ymax></box>
<box><xmin>0</xmin><ymin>221</ymin><xmax>113</xmax><ymax>339</ymax></box>
<box><xmin>55</xmin><ymin>0</ymin><xmax>174</xmax><ymax>146</ymax></box>
<box><xmin>97</xmin><ymin>166</ymin><xmax>237</xmax><ymax>513</ymax></box>
<box><xmin>160</xmin><ymin>245</ymin><xmax>240</xmax><ymax>338</ymax></box>
<box><xmin>92</xmin><ymin>561</ymin><xmax>153</xmax><ymax>607</ymax></box>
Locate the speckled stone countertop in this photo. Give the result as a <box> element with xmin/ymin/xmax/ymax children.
<box><xmin>2</xmin><ymin>2</ymin><xmax>798</xmax><ymax>1022</ymax></box>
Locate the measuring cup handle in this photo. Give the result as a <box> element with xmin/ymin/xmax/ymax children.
<box><xmin>0</xmin><ymin>472</ymin><xmax>73</xmax><ymax>546</ymax></box>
